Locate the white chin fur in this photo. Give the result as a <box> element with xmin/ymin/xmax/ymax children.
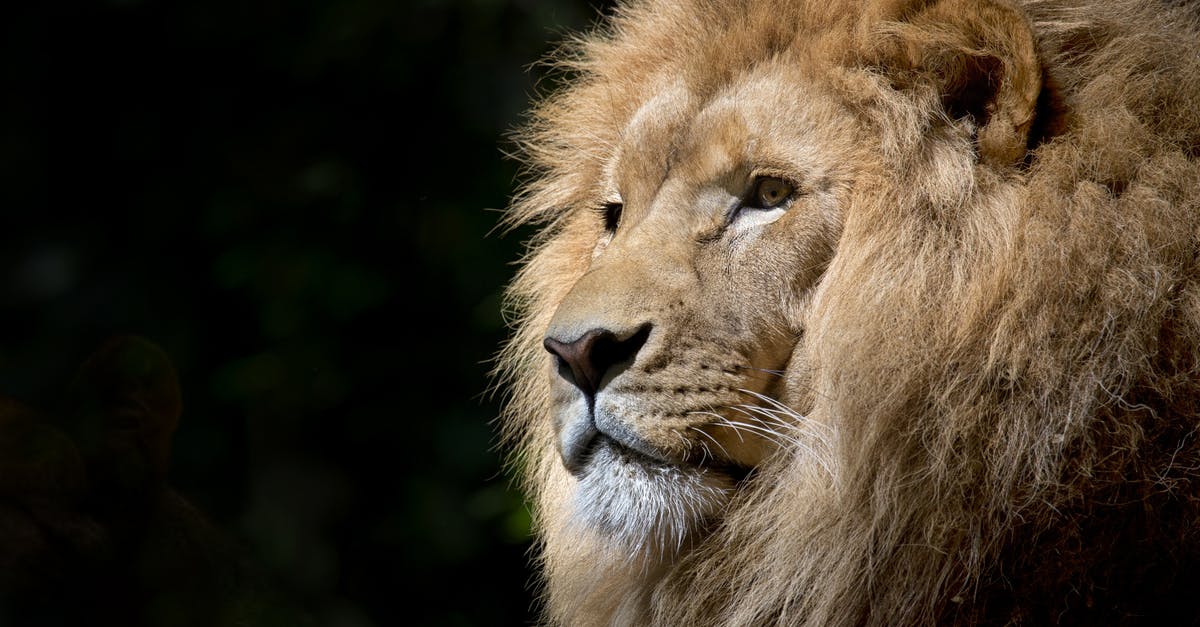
<box><xmin>570</xmin><ymin>439</ymin><xmax>735</xmax><ymax>561</ymax></box>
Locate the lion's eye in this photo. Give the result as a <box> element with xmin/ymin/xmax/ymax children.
<box><xmin>749</xmin><ymin>177</ymin><xmax>794</xmax><ymax>209</ymax></box>
<box><xmin>600</xmin><ymin>202</ymin><xmax>623</xmax><ymax>232</ymax></box>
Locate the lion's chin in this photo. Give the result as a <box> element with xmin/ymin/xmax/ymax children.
<box><xmin>570</xmin><ymin>437</ymin><xmax>736</xmax><ymax>561</ymax></box>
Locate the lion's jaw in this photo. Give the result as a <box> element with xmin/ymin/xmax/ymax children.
<box><xmin>540</xmin><ymin>77</ymin><xmax>858</xmax><ymax>560</ymax></box>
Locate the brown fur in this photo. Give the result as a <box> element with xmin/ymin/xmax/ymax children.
<box><xmin>497</xmin><ymin>0</ymin><xmax>1200</xmax><ymax>624</ymax></box>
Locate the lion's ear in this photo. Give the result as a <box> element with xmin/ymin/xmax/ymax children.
<box><xmin>868</xmin><ymin>0</ymin><xmax>1044</xmax><ymax>165</ymax></box>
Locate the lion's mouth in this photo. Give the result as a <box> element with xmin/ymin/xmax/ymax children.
<box><xmin>589</xmin><ymin>416</ymin><xmax>674</xmax><ymax>465</ymax></box>
<box><xmin>557</xmin><ymin>395</ymin><xmax>759</xmax><ymax>482</ymax></box>
<box><xmin>589</xmin><ymin>433</ymin><xmax>660</xmax><ymax>468</ymax></box>
<box><xmin>583</xmin><ymin>429</ymin><xmax>754</xmax><ymax>483</ymax></box>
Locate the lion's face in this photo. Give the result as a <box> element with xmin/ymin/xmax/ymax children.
<box><xmin>542</xmin><ymin>69</ymin><xmax>868</xmax><ymax>554</ymax></box>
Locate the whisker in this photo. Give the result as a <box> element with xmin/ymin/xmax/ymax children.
<box><xmin>724</xmin><ymin>408</ymin><xmax>800</xmax><ymax>445</ymax></box>
<box><xmin>736</xmin><ymin>388</ymin><xmax>800</xmax><ymax>413</ymax></box>
<box><xmin>727</xmin><ymin>365</ymin><xmax>788</xmax><ymax>381</ymax></box>
<box><xmin>723</xmin><ymin>407</ymin><xmax>836</xmax><ymax>478</ymax></box>
<box><xmin>734</xmin><ymin>389</ymin><xmax>834</xmax><ymax>432</ymax></box>
<box><xmin>685</xmin><ymin>418</ymin><xmax>734</xmax><ymax>459</ymax></box>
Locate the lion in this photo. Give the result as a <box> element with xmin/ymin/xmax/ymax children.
<box><xmin>496</xmin><ymin>0</ymin><xmax>1200</xmax><ymax>624</ymax></box>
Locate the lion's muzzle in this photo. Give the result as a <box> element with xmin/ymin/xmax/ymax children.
<box><xmin>544</xmin><ymin>324</ymin><xmax>651</xmax><ymax>473</ymax></box>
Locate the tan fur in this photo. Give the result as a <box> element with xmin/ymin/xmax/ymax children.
<box><xmin>497</xmin><ymin>0</ymin><xmax>1200</xmax><ymax>624</ymax></box>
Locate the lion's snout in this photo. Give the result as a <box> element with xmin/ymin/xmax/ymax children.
<box><xmin>544</xmin><ymin>324</ymin><xmax>651</xmax><ymax>473</ymax></box>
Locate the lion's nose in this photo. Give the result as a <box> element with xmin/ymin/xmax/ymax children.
<box><xmin>543</xmin><ymin>325</ymin><xmax>650</xmax><ymax>397</ymax></box>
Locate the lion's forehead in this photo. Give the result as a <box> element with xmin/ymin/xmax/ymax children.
<box><xmin>605</xmin><ymin>74</ymin><xmax>855</xmax><ymax>209</ymax></box>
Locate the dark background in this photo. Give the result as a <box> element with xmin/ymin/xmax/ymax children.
<box><xmin>0</xmin><ymin>0</ymin><xmax>613</xmax><ymax>625</ymax></box>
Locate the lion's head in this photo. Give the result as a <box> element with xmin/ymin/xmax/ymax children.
<box><xmin>498</xmin><ymin>0</ymin><xmax>1200</xmax><ymax>624</ymax></box>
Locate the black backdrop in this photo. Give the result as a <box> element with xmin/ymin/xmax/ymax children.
<box><xmin>0</xmin><ymin>0</ymin><xmax>612</xmax><ymax>624</ymax></box>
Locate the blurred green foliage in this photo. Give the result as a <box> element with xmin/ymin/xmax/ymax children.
<box><xmin>0</xmin><ymin>0</ymin><xmax>612</xmax><ymax>624</ymax></box>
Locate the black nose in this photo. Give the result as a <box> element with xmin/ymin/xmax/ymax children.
<box><xmin>543</xmin><ymin>325</ymin><xmax>650</xmax><ymax>397</ymax></box>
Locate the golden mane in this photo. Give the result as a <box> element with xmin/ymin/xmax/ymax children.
<box><xmin>498</xmin><ymin>0</ymin><xmax>1200</xmax><ymax>623</ymax></box>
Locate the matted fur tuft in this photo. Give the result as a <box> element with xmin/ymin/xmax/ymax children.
<box><xmin>496</xmin><ymin>0</ymin><xmax>1200</xmax><ymax>624</ymax></box>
